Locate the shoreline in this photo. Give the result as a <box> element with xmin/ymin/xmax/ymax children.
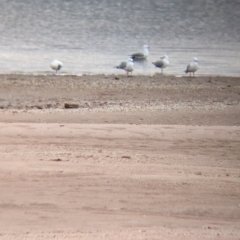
<box><xmin>0</xmin><ymin>73</ymin><xmax>239</xmax><ymax>125</ymax></box>
<box><xmin>0</xmin><ymin>72</ymin><xmax>239</xmax><ymax>77</ymax></box>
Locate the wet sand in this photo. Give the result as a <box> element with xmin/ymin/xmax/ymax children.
<box><xmin>0</xmin><ymin>74</ymin><xmax>240</xmax><ymax>239</ymax></box>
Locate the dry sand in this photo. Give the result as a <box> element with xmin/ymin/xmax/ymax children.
<box><xmin>0</xmin><ymin>74</ymin><xmax>240</xmax><ymax>239</ymax></box>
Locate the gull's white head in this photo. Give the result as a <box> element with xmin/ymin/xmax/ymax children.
<box><xmin>193</xmin><ymin>57</ymin><xmax>198</xmax><ymax>62</ymax></box>
<box><xmin>143</xmin><ymin>44</ymin><xmax>150</xmax><ymax>49</ymax></box>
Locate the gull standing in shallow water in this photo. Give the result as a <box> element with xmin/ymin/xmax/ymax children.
<box><xmin>130</xmin><ymin>44</ymin><xmax>150</xmax><ymax>61</ymax></box>
<box><xmin>152</xmin><ymin>55</ymin><xmax>169</xmax><ymax>73</ymax></box>
<box><xmin>50</xmin><ymin>60</ymin><xmax>63</xmax><ymax>74</ymax></box>
<box><xmin>185</xmin><ymin>58</ymin><xmax>199</xmax><ymax>76</ymax></box>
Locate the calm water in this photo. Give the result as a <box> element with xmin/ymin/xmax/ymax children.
<box><xmin>0</xmin><ymin>0</ymin><xmax>240</xmax><ymax>76</ymax></box>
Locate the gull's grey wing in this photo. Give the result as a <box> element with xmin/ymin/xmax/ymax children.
<box><xmin>152</xmin><ymin>60</ymin><xmax>164</xmax><ymax>68</ymax></box>
<box><xmin>131</xmin><ymin>52</ymin><xmax>145</xmax><ymax>60</ymax></box>
<box><xmin>185</xmin><ymin>63</ymin><xmax>191</xmax><ymax>73</ymax></box>
<box><xmin>115</xmin><ymin>61</ymin><xmax>127</xmax><ymax>69</ymax></box>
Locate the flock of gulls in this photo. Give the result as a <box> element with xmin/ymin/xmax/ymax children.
<box><xmin>50</xmin><ymin>44</ymin><xmax>199</xmax><ymax>77</ymax></box>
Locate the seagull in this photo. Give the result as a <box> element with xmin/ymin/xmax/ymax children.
<box><xmin>115</xmin><ymin>58</ymin><xmax>134</xmax><ymax>76</ymax></box>
<box><xmin>50</xmin><ymin>60</ymin><xmax>63</xmax><ymax>73</ymax></box>
<box><xmin>152</xmin><ymin>55</ymin><xmax>169</xmax><ymax>73</ymax></box>
<box><xmin>130</xmin><ymin>44</ymin><xmax>150</xmax><ymax>61</ymax></box>
<box><xmin>115</xmin><ymin>57</ymin><xmax>132</xmax><ymax>70</ymax></box>
<box><xmin>124</xmin><ymin>58</ymin><xmax>134</xmax><ymax>76</ymax></box>
<box><xmin>185</xmin><ymin>58</ymin><xmax>199</xmax><ymax>76</ymax></box>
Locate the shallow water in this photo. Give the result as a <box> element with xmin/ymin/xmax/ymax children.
<box><xmin>0</xmin><ymin>0</ymin><xmax>240</xmax><ymax>76</ymax></box>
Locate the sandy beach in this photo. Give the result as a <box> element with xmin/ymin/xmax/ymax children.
<box><xmin>0</xmin><ymin>74</ymin><xmax>240</xmax><ymax>239</ymax></box>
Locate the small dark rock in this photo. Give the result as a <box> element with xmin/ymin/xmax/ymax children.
<box><xmin>46</xmin><ymin>104</ymin><xmax>52</xmax><ymax>108</ymax></box>
<box><xmin>122</xmin><ymin>155</ymin><xmax>131</xmax><ymax>159</ymax></box>
<box><xmin>35</xmin><ymin>105</ymin><xmax>43</xmax><ymax>109</ymax></box>
<box><xmin>64</xmin><ymin>103</ymin><xmax>79</xmax><ymax>109</ymax></box>
<box><xmin>51</xmin><ymin>158</ymin><xmax>62</xmax><ymax>162</ymax></box>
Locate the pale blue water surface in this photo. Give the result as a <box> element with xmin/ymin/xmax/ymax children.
<box><xmin>0</xmin><ymin>0</ymin><xmax>239</xmax><ymax>76</ymax></box>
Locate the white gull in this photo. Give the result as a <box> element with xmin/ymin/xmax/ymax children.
<box><xmin>185</xmin><ymin>57</ymin><xmax>199</xmax><ymax>76</ymax></box>
<box><xmin>152</xmin><ymin>55</ymin><xmax>169</xmax><ymax>73</ymax></box>
<box><xmin>50</xmin><ymin>60</ymin><xmax>63</xmax><ymax>74</ymax></box>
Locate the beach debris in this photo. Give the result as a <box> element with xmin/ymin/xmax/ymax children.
<box><xmin>121</xmin><ymin>155</ymin><xmax>131</xmax><ymax>159</ymax></box>
<box><xmin>50</xmin><ymin>158</ymin><xmax>62</xmax><ymax>162</ymax></box>
<box><xmin>64</xmin><ymin>103</ymin><xmax>79</xmax><ymax>109</ymax></box>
